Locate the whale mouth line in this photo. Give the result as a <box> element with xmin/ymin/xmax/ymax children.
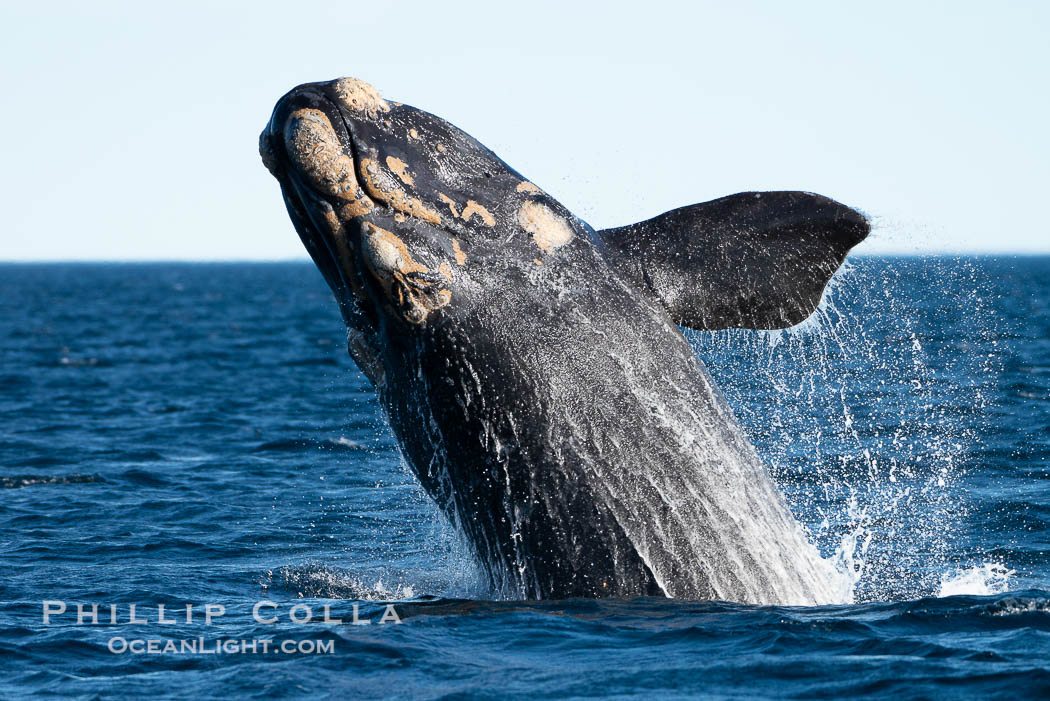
<box><xmin>272</xmin><ymin>92</ymin><xmax>380</xmax><ymax>334</ymax></box>
<box><xmin>284</xmin><ymin>172</ymin><xmax>376</xmax><ymax>333</ymax></box>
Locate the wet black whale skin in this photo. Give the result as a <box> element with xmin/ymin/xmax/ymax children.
<box><xmin>262</xmin><ymin>80</ymin><xmax>870</xmax><ymax>600</ymax></box>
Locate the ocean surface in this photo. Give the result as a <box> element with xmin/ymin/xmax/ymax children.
<box><xmin>1</xmin><ymin>257</ymin><xmax>1048</xmax><ymax>699</ymax></box>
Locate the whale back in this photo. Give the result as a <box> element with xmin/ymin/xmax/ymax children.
<box><xmin>381</xmin><ymin>239</ymin><xmax>847</xmax><ymax>603</ymax></box>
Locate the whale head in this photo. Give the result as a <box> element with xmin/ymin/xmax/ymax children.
<box><xmin>260</xmin><ymin>77</ymin><xmax>587</xmax><ymax>384</ymax></box>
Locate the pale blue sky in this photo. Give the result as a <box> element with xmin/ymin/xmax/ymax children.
<box><xmin>2</xmin><ymin>1</ymin><xmax>1047</xmax><ymax>259</ymax></box>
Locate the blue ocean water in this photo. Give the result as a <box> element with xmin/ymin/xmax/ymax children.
<box><xmin>1</xmin><ymin>258</ymin><xmax>1047</xmax><ymax>699</ymax></box>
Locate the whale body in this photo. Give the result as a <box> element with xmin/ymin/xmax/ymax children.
<box><xmin>259</xmin><ymin>77</ymin><xmax>869</xmax><ymax>603</ymax></box>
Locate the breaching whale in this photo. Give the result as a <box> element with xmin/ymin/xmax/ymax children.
<box><xmin>259</xmin><ymin>77</ymin><xmax>869</xmax><ymax>604</ymax></box>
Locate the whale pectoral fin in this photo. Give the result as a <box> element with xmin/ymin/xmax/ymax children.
<box><xmin>597</xmin><ymin>191</ymin><xmax>870</xmax><ymax>330</ymax></box>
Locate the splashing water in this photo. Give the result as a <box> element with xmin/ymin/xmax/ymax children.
<box><xmin>262</xmin><ymin>562</ymin><xmax>422</xmax><ymax>600</ymax></box>
<box><xmin>690</xmin><ymin>256</ymin><xmax>1000</xmax><ymax>602</ymax></box>
<box><xmin>2</xmin><ymin>261</ymin><xmax>1046</xmax><ymax>698</ymax></box>
<box><xmin>325</xmin><ymin>256</ymin><xmax>998</xmax><ymax>605</ymax></box>
<box><xmin>937</xmin><ymin>563</ymin><xmax>1014</xmax><ymax>597</ymax></box>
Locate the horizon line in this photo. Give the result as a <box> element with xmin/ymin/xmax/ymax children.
<box><xmin>2</xmin><ymin>252</ymin><xmax>1049</xmax><ymax>264</ymax></box>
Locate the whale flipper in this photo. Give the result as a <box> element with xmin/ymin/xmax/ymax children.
<box><xmin>596</xmin><ymin>191</ymin><xmax>870</xmax><ymax>330</ymax></box>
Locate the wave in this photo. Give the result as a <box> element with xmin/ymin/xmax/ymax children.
<box><xmin>0</xmin><ymin>473</ymin><xmax>105</xmax><ymax>489</ymax></box>
<box><xmin>253</xmin><ymin>436</ymin><xmax>367</xmax><ymax>453</ymax></box>
<box><xmin>262</xmin><ymin>563</ymin><xmax>420</xmax><ymax>600</ymax></box>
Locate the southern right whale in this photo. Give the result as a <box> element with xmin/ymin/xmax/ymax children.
<box><xmin>259</xmin><ymin>77</ymin><xmax>869</xmax><ymax>604</ymax></box>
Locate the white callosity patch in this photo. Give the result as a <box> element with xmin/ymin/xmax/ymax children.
<box><xmin>385</xmin><ymin>156</ymin><xmax>414</xmax><ymax>186</ymax></box>
<box><xmin>363</xmin><ymin>228</ymin><xmax>402</xmax><ymax>277</ymax></box>
<box><xmin>332</xmin><ymin>77</ymin><xmax>390</xmax><ymax>120</ymax></box>
<box><xmin>282</xmin><ymin>108</ymin><xmax>373</xmax><ymax>220</ymax></box>
<box><xmin>283</xmin><ymin>109</ymin><xmax>356</xmax><ymax>197</ymax></box>
<box><xmin>359</xmin><ymin>155</ymin><xmax>442</xmax><ymax>226</ymax></box>
<box><xmin>360</xmin><ymin>222</ymin><xmax>451</xmax><ymax>324</ymax></box>
<box><xmin>517</xmin><ymin>201</ymin><xmax>574</xmax><ymax>253</ymax></box>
